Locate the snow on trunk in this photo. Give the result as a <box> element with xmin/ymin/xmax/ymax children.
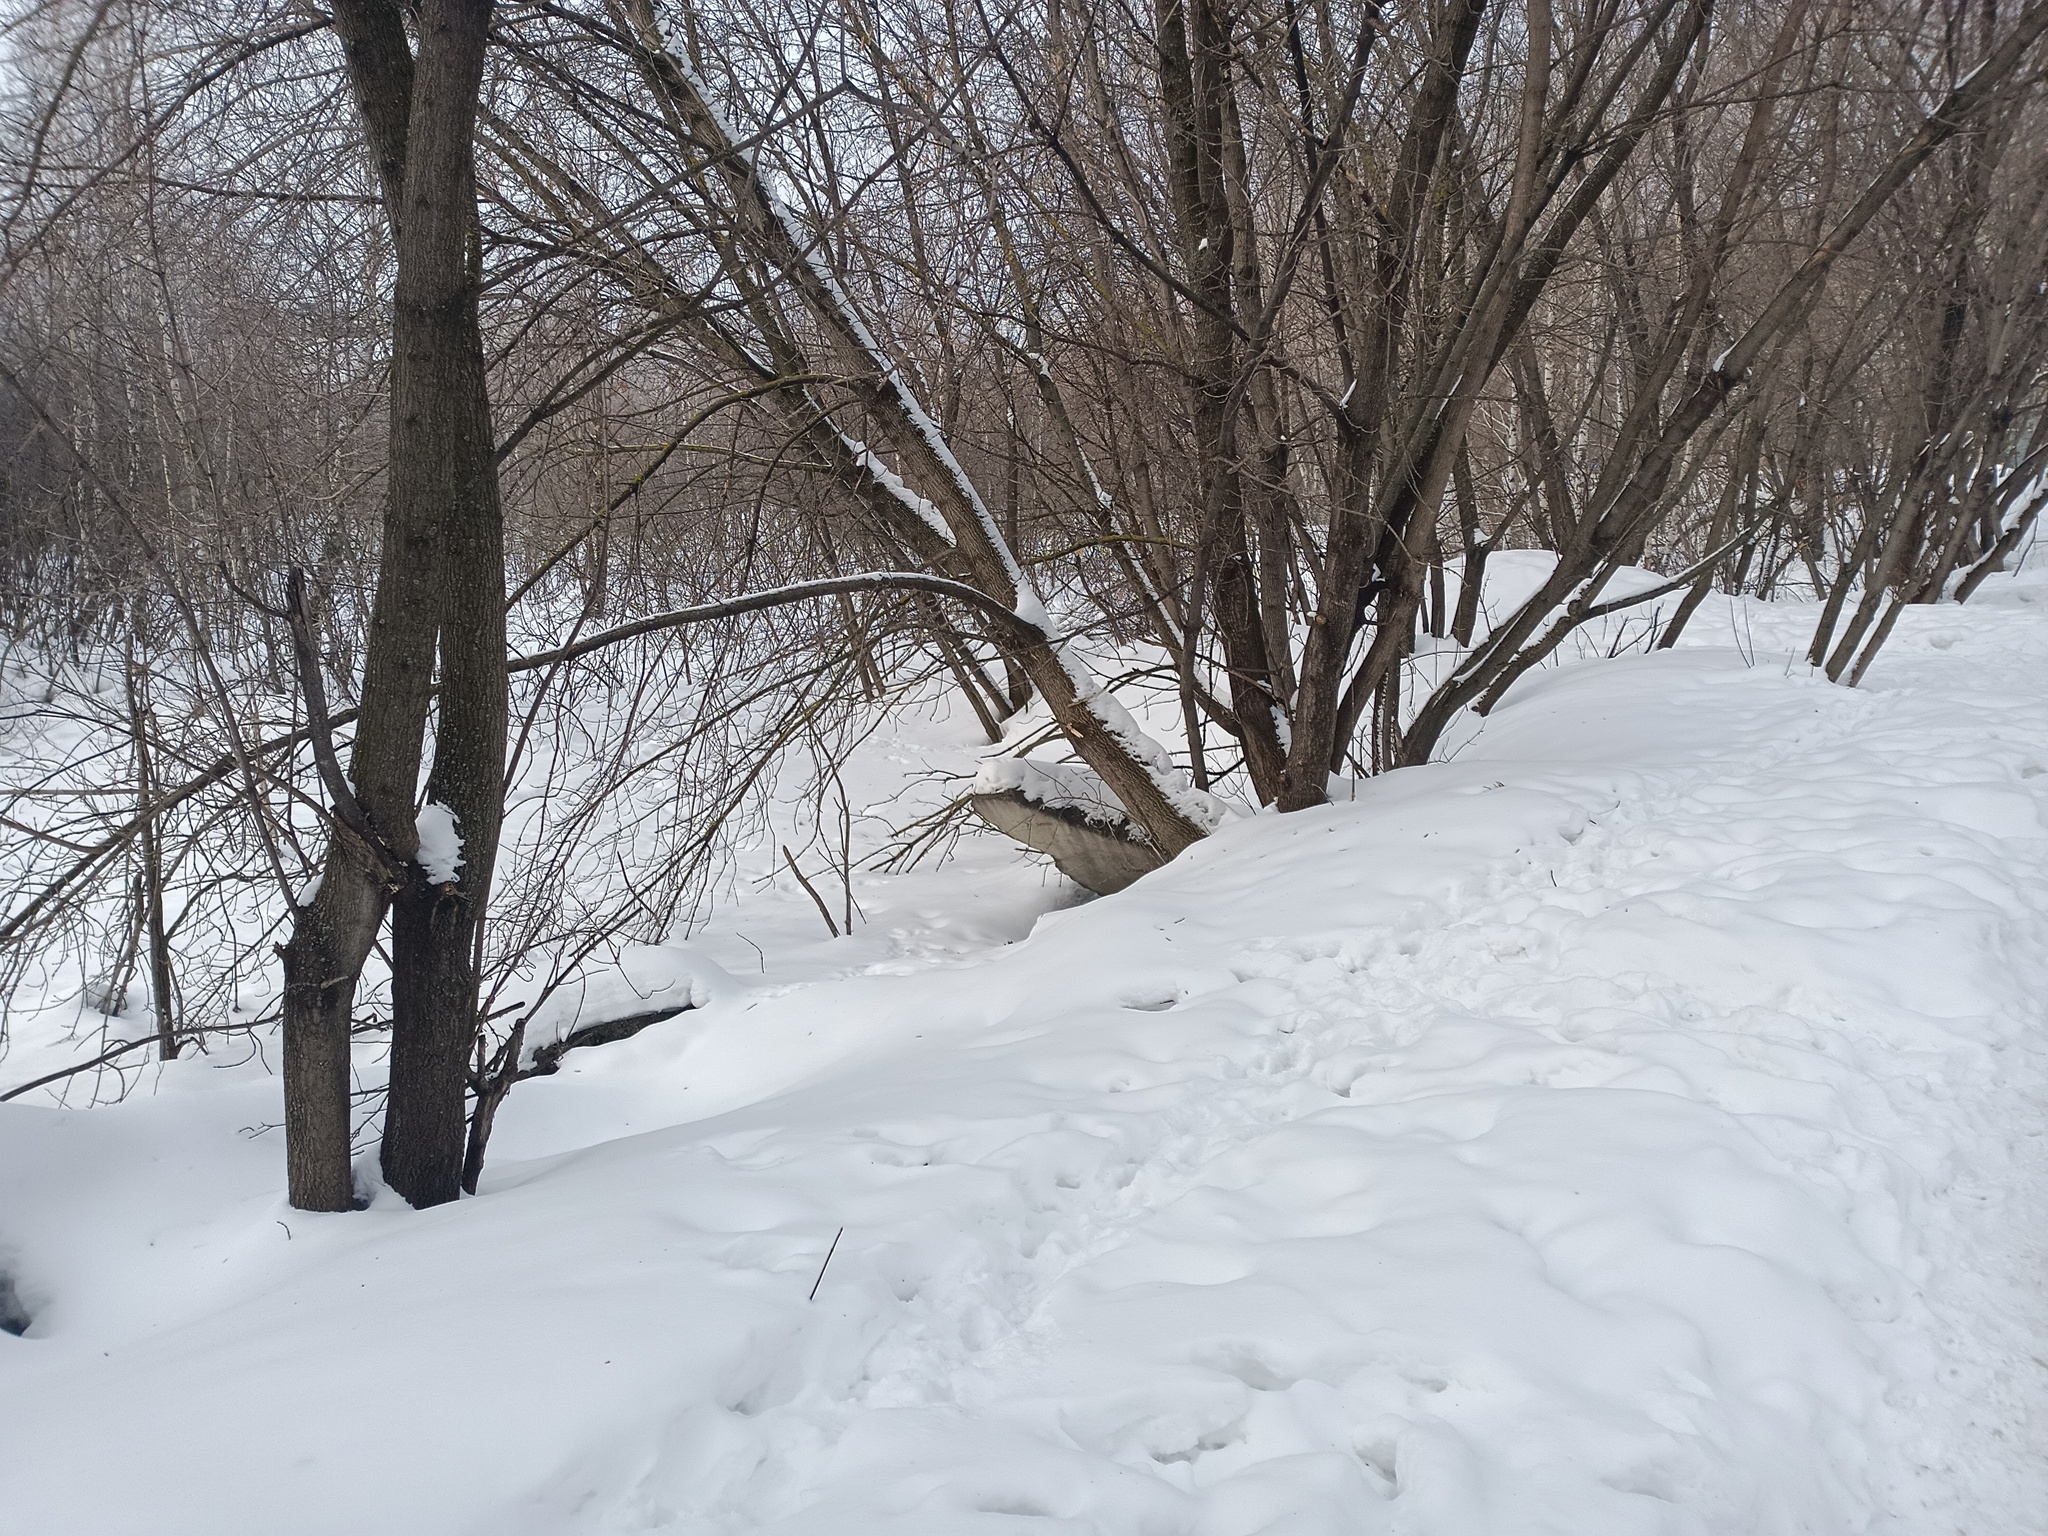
<box><xmin>414</xmin><ymin>800</ymin><xmax>463</xmax><ymax>885</ymax></box>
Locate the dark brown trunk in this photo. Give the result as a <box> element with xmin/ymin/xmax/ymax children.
<box><xmin>384</xmin><ymin>878</ymin><xmax>483</xmax><ymax>1207</ymax></box>
<box><xmin>282</xmin><ymin>0</ymin><xmax>503</xmax><ymax>1211</ymax></box>
<box><xmin>281</xmin><ymin>0</ymin><xmax>436</xmax><ymax>1213</ymax></box>
<box><xmin>1275</xmin><ymin>0</ymin><xmax>1488</xmax><ymax>811</ymax></box>
<box><xmin>282</xmin><ymin>849</ymin><xmax>387</xmax><ymax>1210</ymax></box>
<box><xmin>377</xmin><ymin>0</ymin><xmax>506</xmax><ymax>1210</ymax></box>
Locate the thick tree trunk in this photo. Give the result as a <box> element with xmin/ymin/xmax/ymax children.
<box><xmin>282</xmin><ymin>0</ymin><xmax>504</xmax><ymax>1211</ymax></box>
<box><xmin>376</xmin><ymin>0</ymin><xmax>506</xmax><ymax>1209</ymax></box>
<box><xmin>282</xmin><ymin>848</ymin><xmax>388</xmax><ymax>1210</ymax></box>
<box><xmin>281</xmin><ymin>0</ymin><xmax>437</xmax><ymax>1213</ymax></box>
<box><xmin>383</xmin><ymin>879</ymin><xmax>481</xmax><ymax>1205</ymax></box>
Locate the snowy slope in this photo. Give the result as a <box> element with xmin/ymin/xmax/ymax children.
<box><xmin>5</xmin><ymin>575</ymin><xmax>2048</xmax><ymax>1535</ymax></box>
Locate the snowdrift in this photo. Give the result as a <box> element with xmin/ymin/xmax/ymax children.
<box><xmin>5</xmin><ymin>579</ymin><xmax>2048</xmax><ymax>1534</ymax></box>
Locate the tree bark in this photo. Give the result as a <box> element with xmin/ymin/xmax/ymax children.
<box><xmin>282</xmin><ymin>0</ymin><xmax>504</xmax><ymax>1211</ymax></box>
<box><xmin>376</xmin><ymin>0</ymin><xmax>506</xmax><ymax>1210</ymax></box>
<box><xmin>280</xmin><ymin>0</ymin><xmax>438</xmax><ymax>1213</ymax></box>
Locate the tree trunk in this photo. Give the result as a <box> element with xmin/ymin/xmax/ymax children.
<box><xmin>281</xmin><ymin>0</ymin><xmax>504</xmax><ymax>1211</ymax></box>
<box><xmin>282</xmin><ymin>848</ymin><xmax>389</xmax><ymax>1210</ymax></box>
<box><xmin>376</xmin><ymin>0</ymin><xmax>507</xmax><ymax>1209</ymax></box>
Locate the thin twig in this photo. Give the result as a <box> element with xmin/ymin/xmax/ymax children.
<box><xmin>782</xmin><ymin>844</ymin><xmax>840</xmax><ymax>937</ymax></box>
<box><xmin>808</xmin><ymin>1226</ymin><xmax>845</xmax><ymax>1301</ymax></box>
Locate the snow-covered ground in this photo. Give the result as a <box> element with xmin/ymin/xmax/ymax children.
<box><xmin>5</xmin><ymin>568</ymin><xmax>2048</xmax><ymax>1534</ymax></box>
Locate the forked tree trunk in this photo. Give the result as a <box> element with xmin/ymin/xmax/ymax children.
<box><xmin>282</xmin><ymin>0</ymin><xmax>505</xmax><ymax>1212</ymax></box>
<box><xmin>373</xmin><ymin>0</ymin><xmax>506</xmax><ymax>1209</ymax></box>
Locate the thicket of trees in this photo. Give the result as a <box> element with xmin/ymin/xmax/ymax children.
<box><xmin>2</xmin><ymin>0</ymin><xmax>2044</xmax><ymax>1208</ymax></box>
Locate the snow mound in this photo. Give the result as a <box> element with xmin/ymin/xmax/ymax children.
<box><xmin>515</xmin><ymin>944</ymin><xmax>741</xmax><ymax>1068</ymax></box>
<box><xmin>5</xmin><ymin>593</ymin><xmax>2048</xmax><ymax>1534</ymax></box>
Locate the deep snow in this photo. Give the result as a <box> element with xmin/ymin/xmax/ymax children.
<box><xmin>5</xmin><ymin>568</ymin><xmax>2048</xmax><ymax>1534</ymax></box>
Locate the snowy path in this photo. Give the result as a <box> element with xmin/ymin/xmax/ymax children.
<box><xmin>630</xmin><ymin>651</ymin><xmax>2048</xmax><ymax>1534</ymax></box>
<box><xmin>5</xmin><ymin>588</ymin><xmax>2048</xmax><ymax>1534</ymax></box>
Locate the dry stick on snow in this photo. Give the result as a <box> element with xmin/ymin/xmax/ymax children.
<box><xmin>0</xmin><ymin>1014</ymin><xmax>297</xmax><ymax>1103</ymax></box>
<box><xmin>121</xmin><ymin>648</ymin><xmax>179</xmax><ymax>1061</ymax></box>
<box><xmin>809</xmin><ymin>1226</ymin><xmax>846</xmax><ymax>1302</ymax></box>
<box><xmin>0</xmin><ymin>1033</ymin><xmax>160</xmax><ymax>1104</ymax></box>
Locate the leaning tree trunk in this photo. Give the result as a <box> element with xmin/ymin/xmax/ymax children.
<box><xmin>611</xmin><ymin>0</ymin><xmax>1213</xmax><ymax>859</ymax></box>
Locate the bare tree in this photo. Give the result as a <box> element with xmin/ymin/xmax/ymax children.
<box><xmin>3</xmin><ymin>0</ymin><xmax>2045</xmax><ymax>1211</ymax></box>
